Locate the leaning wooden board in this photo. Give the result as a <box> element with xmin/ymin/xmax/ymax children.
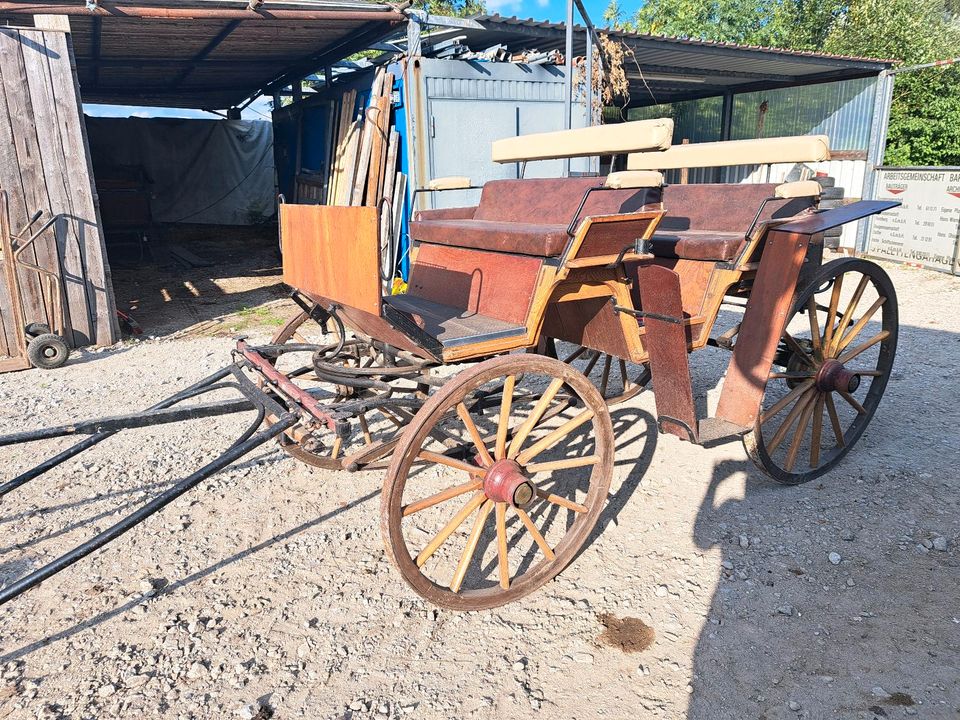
<box><xmin>0</xmin><ymin>27</ymin><xmax>118</xmax><ymax>352</ymax></box>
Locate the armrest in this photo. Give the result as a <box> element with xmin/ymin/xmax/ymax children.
<box><xmin>604</xmin><ymin>170</ymin><xmax>664</xmax><ymax>189</ymax></box>
<box><xmin>425</xmin><ymin>176</ymin><xmax>472</xmax><ymax>191</ymax></box>
<box><xmin>775</xmin><ymin>180</ymin><xmax>822</xmax><ymax>199</ymax></box>
<box><xmin>773</xmin><ymin>200</ymin><xmax>901</xmax><ymax>235</ymax></box>
<box><xmin>414</xmin><ymin>206</ymin><xmax>477</xmax><ymax>222</ymax></box>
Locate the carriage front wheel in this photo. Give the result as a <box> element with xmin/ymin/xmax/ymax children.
<box><xmin>381</xmin><ymin>354</ymin><xmax>614</xmax><ymax>610</ymax></box>
<box><xmin>744</xmin><ymin>258</ymin><xmax>898</xmax><ymax>484</ymax></box>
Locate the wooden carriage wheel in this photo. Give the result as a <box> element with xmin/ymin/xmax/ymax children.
<box><xmin>381</xmin><ymin>354</ymin><xmax>614</xmax><ymax>610</ymax></box>
<box><xmin>268</xmin><ymin>309</ymin><xmax>431</xmax><ymax>470</ymax></box>
<box><xmin>536</xmin><ymin>338</ymin><xmax>650</xmax><ymax>406</ymax></box>
<box><xmin>744</xmin><ymin>258</ymin><xmax>898</xmax><ymax>484</ymax></box>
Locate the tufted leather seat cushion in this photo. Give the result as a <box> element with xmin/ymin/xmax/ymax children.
<box><xmin>649</xmin><ymin>230</ymin><xmax>745</xmax><ymax>262</ymax></box>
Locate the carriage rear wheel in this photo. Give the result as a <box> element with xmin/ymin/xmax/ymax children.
<box><xmin>268</xmin><ymin>309</ymin><xmax>430</xmax><ymax>470</ymax></box>
<box><xmin>381</xmin><ymin>354</ymin><xmax>614</xmax><ymax>610</ymax></box>
<box><xmin>536</xmin><ymin>338</ymin><xmax>650</xmax><ymax>405</ymax></box>
<box><xmin>744</xmin><ymin>258</ymin><xmax>898</xmax><ymax>484</ymax></box>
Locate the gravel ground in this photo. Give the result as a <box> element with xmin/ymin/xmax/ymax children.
<box><xmin>0</xmin><ymin>258</ymin><xmax>958</xmax><ymax>720</ymax></box>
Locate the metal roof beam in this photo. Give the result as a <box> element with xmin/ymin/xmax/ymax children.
<box><xmin>169</xmin><ymin>19</ymin><xmax>242</xmax><ymax>89</ymax></box>
<box><xmin>0</xmin><ymin>1</ymin><xmax>404</xmax><ymax>20</ymax></box>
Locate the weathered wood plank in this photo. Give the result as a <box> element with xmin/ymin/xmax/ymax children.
<box><xmin>0</xmin><ymin>29</ymin><xmax>59</xmax><ymax>345</ymax></box>
<box><xmin>22</xmin><ymin>28</ymin><xmax>93</xmax><ymax>346</ymax></box>
<box><xmin>44</xmin><ymin>29</ymin><xmax>117</xmax><ymax>344</ymax></box>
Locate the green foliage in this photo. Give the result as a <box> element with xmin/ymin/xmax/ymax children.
<box><xmin>412</xmin><ymin>0</ymin><xmax>486</xmax><ymax>17</ymax></box>
<box><xmin>604</xmin><ymin>0</ymin><xmax>960</xmax><ymax>166</ymax></box>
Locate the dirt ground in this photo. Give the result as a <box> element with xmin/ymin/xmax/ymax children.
<box><xmin>0</xmin><ymin>257</ymin><xmax>958</xmax><ymax>720</ymax></box>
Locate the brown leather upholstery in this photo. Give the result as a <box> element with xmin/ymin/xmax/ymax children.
<box><xmin>411</xmin><ymin>177</ymin><xmax>660</xmax><ymax>257</ymax></box>
<box><xmin>648</xmin><ymin>183</ymin><xmax>817</xmax><ymax>262</ymax></box>
<box><xmin>649</xmin><ymin>230</ymin><xmax>745</xmax><ymax>262</ymax></box>
<box><xmin>410</xmin><ymin>218</ymin><xmax>569</xmax><ymax>257</ymax></box>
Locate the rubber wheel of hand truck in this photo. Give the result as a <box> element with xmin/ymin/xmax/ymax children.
<box><xmin>24</xmin><ymin>322</ymin><xmax>51</xmax><ymax>338</ymax></box>
<box><xmin>26</xmin><ymin>333</ymin><xmax>69</xmax><ymax>369</ymax></box>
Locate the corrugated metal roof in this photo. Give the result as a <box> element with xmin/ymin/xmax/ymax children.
<box><xmin>0</xmin><ymin>0</ymin><xmax>403</xmax><ymax>109</ymax></box>
<box><xmin>422</xmin><ymin>14</ymin><xmax>893</xmax><ymax>106</ymax></box>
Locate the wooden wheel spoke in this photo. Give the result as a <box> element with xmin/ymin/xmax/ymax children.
<box><xmin>416</xmin><ymin>450</ymin><xmax>483</xmax><ymax>475</ymax></box>
<box><xmin>449</xmin><ymin>499</ymin><xmax>495</xmax><ymax>592</ymax></box>
<box><xmin>536</xmin><ymin>488</ymin><xmax>587</xmax><ymax>513</ymax></box>
<box><xmin>507</xmin><ymin>377</ymin><xmax>565</xmax><ymax>459</ymax></box>
<box><xmin>417</xmin><ymin>491</ymin><xmax>486</xmax><ymax>568</ymax></box>
<box><xmin>495</xmin><ymin>375</ymin><xmax>516</xmax><ymax>460</ymax></box>
<box><xmin>828</xmin><ymin>274</ymin><xmax>870</xmax><ymax>355</ymax></box>
<box><xmin>768</xmin><ymin>371</ymin><xmax>816</xmax><ymax>380</ymax></box>
<box><xmin>599</xmin><ymin>354</ymin><xmax>613</xmax><ymax>397</ymax></box>
<box><xmin>782</xmin><ymin>332</ymin><xmax>817</xmax><ymax>368</ymax></box>
<box><xmin>824</xmin><ymin>392</ymin><xmax>845</xmax><ymax>448</ymax></box>
<box><xmin>837</xmin><ymin>330</ymin><xmax>890</xmax><ymax>364</ymax></box>
<box><xmin>495</xmin><ymin>502</ymin><xmax>510</xmax><ymax>590</ymax></box>
<box><xmin>806</xmin><ymin>297</ymin><xmax>822</xmax><ymax>359</ymax></box>
<box><xmin>809</xmin><ymin>393</ymin><xmax>825</xmax><ymax>468</ymax></box>
<box><xmin>562</xmin><ymin>345</ymin><xmax>587</xmax><ymax>364</ymax></box>
<box><xmin>767</xmin><ymin>389</ymin><xmax>816</xmax><ymax>452</ymax></box>
<box><xmin>515</xmin><ymin>408</ymin><xmax>595</xmax><ymax>465</ymax></box>
<box><xmin>823</xmin><ymin>273</ymin><xmax>844</xmax><ymax>348</ymax></box>
<box><xmin>760</xmin><ymin>378</ymin><xmax>816</xmax><ymax>425</ymax></box>
<box><xmin>526</xmin><ymin>455</ymin><xmax>600</xmax><ymax>474</ymax></box>
<box><xmin>402</xmin><ymin>479</ymin><xmax>483</xmax><ymax>517</ymax></box>
<box><xmin>834</xmin><ymin>296</ymin><xmax>885</xmax><ymax>354</ymax></box>
<box><xmin>784</xmin><ymin>391</ymin><xmax>817</xmax><ymax>472</ymax></box>
<box><xmin>619</xmin><ymin>359</ymin><xmax>629</xmax><ymax>390</ymax></box>
<box><xmin>839</xmin><ymin>390</ymin><xmax>866</xmax><ymax>415</ymax></box>
<box><xmin>457</xmin><ymin>402</ymin><xmax>494</xmax><ymax>467</ymax></box>
<box><xmin>582</xmin><ymin>351</ymin><xmax>601</xmax><ymax>377</ymax></box>
<box><xmin>515</xmin><ymin>507</ymin><xmax>555</xmax><ymax>561</ymax></box>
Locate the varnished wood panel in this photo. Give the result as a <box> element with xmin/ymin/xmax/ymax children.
<box><xmin>409</xmin><ymin>244</ymin><xmax>542</xmax><ymax>326</ymax></box>
<box><xmin>281</xmin><ymin>204</ymin><xmax>381</xmax><ymax>317</ymax></box>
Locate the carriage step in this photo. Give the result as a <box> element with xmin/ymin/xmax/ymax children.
<box><xmin>383</xmin><ymin>294</ymin><xmax>526</xmax><ymax>350</ymax></box>
<box><xmin>697</xmin><ymin>417</ymin><xmax>750</xmax><ymax>445</ymax></box>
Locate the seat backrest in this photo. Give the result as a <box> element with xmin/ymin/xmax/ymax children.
<box><xmin>659</xmin><ymin>183</ymin><xmax>815</xmax><ymax>233</ymax></box>
<box><xmin>627</xmin><ymin>134</ymin><xmax>830</xmax><ymax>170</ymax></box>
<box><xmin>474</xmin><ymin>177</ymin><xmax>660</xmax><ymax>225</ymax></box>
<box><xmin>492</xmin><ymin>118</ymin><xmax>673</xmax><ymax>164</ymax></box>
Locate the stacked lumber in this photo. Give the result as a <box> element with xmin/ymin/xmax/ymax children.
<box><xmin>322</xmin><ymin>68</ymin><xmax>402</xmax><ymax>211</ymax></box>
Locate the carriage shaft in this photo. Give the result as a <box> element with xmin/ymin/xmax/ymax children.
<box><xmin>0</xmin><ymin>397</ymin><xmax>255</xmax><ymax>447</ymax></box>
<box><xmin>0</xmin><ymin>413</ymin><xmax>298</xmax><ymax>607</ymax></box>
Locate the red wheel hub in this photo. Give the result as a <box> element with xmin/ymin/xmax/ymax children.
<box><xmin>483</xmin><ymin>459</ymin><xmax>536</xmax><ymax>508</ymax></box>
<box><xmin>816</xmin><ymin>359</ymin><xmax>861</xmax><ymax>394</ymax></box>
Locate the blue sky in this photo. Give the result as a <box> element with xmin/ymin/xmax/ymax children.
<box><xmin>487</xmin><ymin>0</ymin><xmax>617</xmax><ymax>26</ymax></box>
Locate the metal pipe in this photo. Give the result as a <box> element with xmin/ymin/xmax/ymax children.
<box><xmin>0</xmin><ymin>3</ymin><xmax>405</xmax><ymax>20</ymax></box>
<box><xmin>856</xmin><ymin>70</ymin><xmax>895</xmax><ymax>253</ymax></box>
<box><xmin>563</xmin><ymin>0</ymin><xmax>574</xmax><ymax>177</ymax></box>
<box><xmin>0</xmin><ymin>414</ymin><xmax>297</xmax><ymax>607</ymax></box>
<box><xmin>0</xmin><ymin>396</ymin><xmax>254</xmax><ymax>447</ymax></box>
<box><xmin>0</xmin><ymin>365</ymin><xmax>235</xmax><ymax>499</ymax></box>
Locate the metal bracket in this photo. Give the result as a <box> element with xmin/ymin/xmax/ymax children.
<box><xmin>610</xmin><ymin>298</ymin><xmax>684</xmax><ymax>325</ymax></box>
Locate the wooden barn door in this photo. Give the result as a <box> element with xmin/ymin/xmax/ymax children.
<box><xmin>0</xmin><ymin>24</ymin><xmax>117</xmax><ymax>354</ymax></box>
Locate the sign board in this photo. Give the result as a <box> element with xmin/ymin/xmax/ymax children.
<box><xmin>867</xmin><ymin>167</ymin><xmax>960</xmax><ymax>274</ymax></box>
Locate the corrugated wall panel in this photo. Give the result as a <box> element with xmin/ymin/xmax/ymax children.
<box><xmin>628</xmin><ymin>76</ymin><xmax>877</xmax><ymax>152</ymax></box>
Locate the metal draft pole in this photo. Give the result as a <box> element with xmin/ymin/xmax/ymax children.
<box><xmin>563</xmin><ymin>0</ymin><xmax>574</xmax><ymax>176</ymax></box>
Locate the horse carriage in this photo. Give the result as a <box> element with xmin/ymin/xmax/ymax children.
<box><xmin>0</xmin><ymin>118</ymin><xmax>899</xmax><ymax>611</ymax></box>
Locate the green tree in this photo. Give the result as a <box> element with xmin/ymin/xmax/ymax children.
<box><xmin>825</xmin><ymin>0</ymin><xmax>960</xmax><ymax>165</ymax></box>
<box><xmin>606</xmin><ymin>0</ymin><xmax>960</xmax><ymax>165</ymax></box>
<box><xmin>413</xmin><ymin>0</ymin><xmax>486</xmax><ymax>16</ymax></box>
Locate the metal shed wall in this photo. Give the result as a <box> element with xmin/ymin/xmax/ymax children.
<box><xmin>411</xmin><ymin>58</ymin><xmax>589</xmax><ymax>209</ymax></box>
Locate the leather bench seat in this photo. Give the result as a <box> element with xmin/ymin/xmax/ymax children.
<box><xmin>409</xmin><ymin>218</ymin><xmax>570</xmax><ymax>257</ymax></box>
<box><xmin>649</xmin><ymin>230</ymin><xmax>745</xmax><ymax>262</ymax></box>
